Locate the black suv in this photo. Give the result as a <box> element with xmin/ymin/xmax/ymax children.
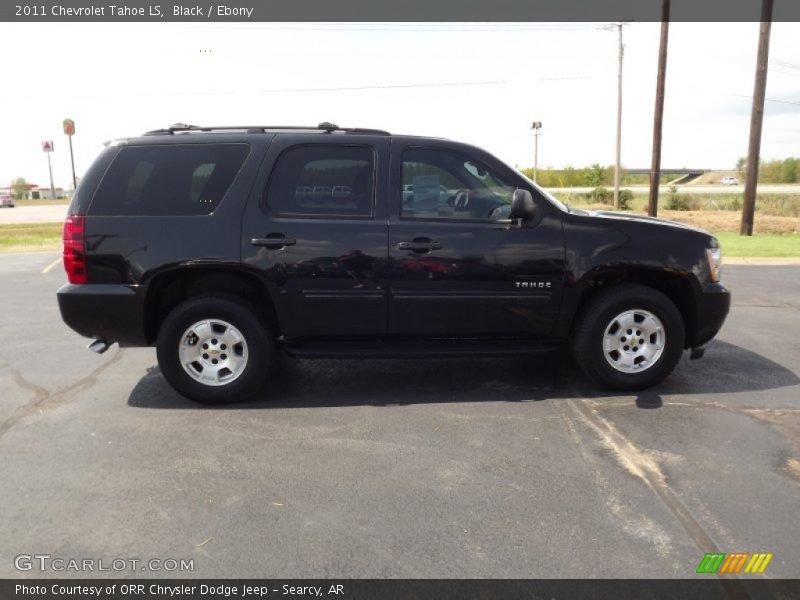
<box><xmin>58</xmin><ymin>123</ymin><xmax>730</xmax><ymax>403</ymax></box>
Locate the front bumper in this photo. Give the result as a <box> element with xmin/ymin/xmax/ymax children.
<box><xmin>693</xmin><ymin>281</ymin><xmax>731</xmax><ymax>347</ymax></box>
<box><xmin>57</xmin><ymin>283</ymin><xmax>149</xmax><ymax>347</ymax></box>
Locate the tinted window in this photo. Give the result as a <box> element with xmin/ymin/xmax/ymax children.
<box><xmin>266</xmin><ymin>145</ymin><xmax>374</xmax><ymax>217</ymax></box>
<box><xmin>90</xmin><ymin>144</ymin><xmax>249</xmax><ymax>216</ymax></box>
<box><xmin>401</xmin><ymin>148</ymin><xmax>515</xmax><ymax>221</ymax></box>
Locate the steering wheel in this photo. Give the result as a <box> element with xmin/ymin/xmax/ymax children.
<box><xmin>488</xmin><ymin>205</ymin><xmax>511</xmax><ymax>220</ymax></box>
<box><xmin>453</xmin><ymin>190</ymin><xmax>470</xmax><ymax>209</ymax></box>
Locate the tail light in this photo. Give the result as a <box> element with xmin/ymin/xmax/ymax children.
<box><xmin>62</xmin><ymin>215</ymin><xmax>87</xmax><ymax>284</ymax></box>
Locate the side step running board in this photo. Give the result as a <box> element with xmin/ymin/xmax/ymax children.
<box><xmin>284</xmin><ymin>339</ymin><xmax>561</xmax><ymax>359</ymax></box>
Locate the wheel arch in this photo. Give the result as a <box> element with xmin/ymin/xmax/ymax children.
<box><xmin>570</xmin><ymin>267</ymin><xmax>700</xmax><ymax>348</ymax></box>
<box><xmin>143</xmin><ymin>266</ymin><xmax>281</xmax><ymax>345</ymax></box>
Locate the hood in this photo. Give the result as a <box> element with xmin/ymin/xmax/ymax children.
<box><xmin>586</xmin><ymin>210</ymin><xmax>711</xmax><ymax>235</ymax></box>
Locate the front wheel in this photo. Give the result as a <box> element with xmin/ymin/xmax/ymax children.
<box><xmin>156</xmin><ymin>296</ymin><xmax>273</xmax><ymax>404</ymax></box>
<box><xmin>572</xmin><ymin>284</ymin><xmax>685</xmax><ymax>390</ymax></box>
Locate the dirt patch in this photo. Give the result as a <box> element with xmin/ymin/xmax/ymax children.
<box><xmin>658</xmin><ymin>211</ymin><xmax>800</xmax><ymax>234</ymax></box>
<box><xmin>691</xmin><ymin>171</ymin><xmax>740</xmax><ymax>185</ymax></box>
<box><xmin>566</xmin><ymin>206</ymin><xmax>800</xmax><ymax>233</ymax></box>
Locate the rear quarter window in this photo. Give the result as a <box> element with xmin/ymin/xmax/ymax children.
<box><xmin>89</xmin><ymin>143</ymin><xmax>250</xmax><ymax>216</ymax></box>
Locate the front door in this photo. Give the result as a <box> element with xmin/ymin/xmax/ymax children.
<box><xmin>388</xmin><ymin>144</ymin><xmax>565</xmax><ymax>338</ymax></box>
<box><xmin>241</xmin><ymin>136</ymin><xmax>390</xmax><ymax>341</ymax></box>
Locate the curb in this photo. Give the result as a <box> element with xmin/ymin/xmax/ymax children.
<box><xmin>725</xmin><ymin>258</ymin><xmax>800</xmax><ymax>265</ymax></box>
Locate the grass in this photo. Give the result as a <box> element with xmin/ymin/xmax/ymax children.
<box><xmin>715</xmin><ymin>232</ymin><xmax>800</xmax><ymax>258</ymax></box>
<box><xmin>12</xmin><ymin>198</ymin><xmax>70</xmax><ymax>207</ymax></box>
<box><xmin>0</xmin><ymin>222</ymin><xmax>62</xmax><ymax>252</ymax></box>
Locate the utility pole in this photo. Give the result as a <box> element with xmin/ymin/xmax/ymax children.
<box><xmin>47</xmin><ymin>152</ymin><xmax>55</xmax><ymax>200</ymax></box>
<box><xmin>613</xmin><ymin>22</ymin><xmax>624</xmax><ymax>209</ymax></box>
<box><xmin>741</xmin><ymin>0</ymin><xmax>773</xmax><ymax>236</ymax></box>
<box><xmin>531</xmin><ymin>121</ymin><xmax>543</xmax><ymax>183</ymax></box>
<box><xmin>648</xmin><ymin>0</ymin><xmax>670</xmax><ymax>218</ymax></box>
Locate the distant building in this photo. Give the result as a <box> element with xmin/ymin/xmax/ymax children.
<box><xmin>29</xmin><ymin>186</ymin><xmax>65</xmax><ymax>200</ymax></box>
<box><xmin>0</xmin><ymin>183</ymin><xmax>66</xmax><ymax>199</ymax></box>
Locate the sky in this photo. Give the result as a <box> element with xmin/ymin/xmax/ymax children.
<box><xmin>1</xmin><ymin>21</ymin><xmax>799</xmax><ymax>189</ymax></box>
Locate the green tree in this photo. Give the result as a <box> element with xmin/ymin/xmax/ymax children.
<box><xmin>743</xmin><ymin>157</ymin><xmax>800</xmax><ymax>183</ymax></box>
<box><xmin>10</xmin><ymin>177</ymin><xmax>28</xmax><ymax>200</ymax></box>
<box><xmin>584</xmin><ymin>163</ymin><xmax>607</xmax><ymax>187</ymax></box>
<box><xmin>780</xmin><ymin>158</ymin><xmax>797</xmax><ymax>183</ymax></box>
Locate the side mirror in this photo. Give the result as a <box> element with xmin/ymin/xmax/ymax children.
<box><xmin>510</xmin><ymin>189</ymin><xmax>535</xmax><ymax>221</ymax></box>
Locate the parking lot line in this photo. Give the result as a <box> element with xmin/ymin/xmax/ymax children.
<box><xmin>41</xmin><ymin>257</ymin><xmax>61</xmax><ymax>274</ymax></box>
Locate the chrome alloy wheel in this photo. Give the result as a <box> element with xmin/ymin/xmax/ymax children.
<box><xmin>178</xmin><ymin>319</ymin><xmax>248</xmax><ymax>387</ymax></box>
<box><xmin>602</xmin><ymin>309</ymin><xmax>665</xmax><ymax>374</ymax></box>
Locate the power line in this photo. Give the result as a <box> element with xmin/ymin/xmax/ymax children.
<box><xmin>251</xmin><ymin>81</ymin><xmax>506</xmax><ymax>94</ymax></box>
<box><xmin>17</xmin><ymin>80</ymin><xmax>507</xmax><ymax>102</ymax></box>
<box><xmin>735</xmin><ymin>93</ymin><xmax>800</xmax><ymax>106</ymax></box>
<box><xmin>714</xmin><ymin>54</ymin><xmax>800</xmax><ymax>79</ymax></box>
<box><xmin>771</xmin><ymin>59</ymin><xmax>800</xmax><ymax>70</ymax></box>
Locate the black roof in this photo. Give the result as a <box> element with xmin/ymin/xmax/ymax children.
<box><xmin>143</xmin><ymin>122</ymin><xmax>391</xmax><ymax>137</ymax></box>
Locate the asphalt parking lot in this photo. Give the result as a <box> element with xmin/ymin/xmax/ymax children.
<box><xmin>0</xmin><ymin>253</ymin><xmax>798</xmax><ymax>579</ymax></box>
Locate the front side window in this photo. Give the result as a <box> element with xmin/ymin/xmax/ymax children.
<box><xmin>90</xmin><ymin>144</ymin><xmax>249</xmax><ymax>216</ymax></box>
<box><xmin>401</xmin><ymin>148</ymin><xmax>515</xmax><ymax>221</ymax></box>
<box><xmin>266</xmin><ymin>145</ymin><xmax>375</xmax><ymax>218</ymax></box>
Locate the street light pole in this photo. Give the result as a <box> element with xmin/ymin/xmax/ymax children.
<box><xmin>47</xmin><ymin>151</ymin><xmax>55</xmax><ymax>200</ymax></box>
<box><xmin>531</xmin><ymin>121</ymin><xmax>543</xmax><ymax>183</ymax></box>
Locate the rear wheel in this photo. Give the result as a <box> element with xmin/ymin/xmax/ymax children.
<box><xmin>156</xmin><ymin>296</ymin><xmax>273</xmax><ymax>404</ymax></box>
<box><xmin>572</xmin><ymin>284</ymin><xmax>685</xmax><ymax>390</ymax></box>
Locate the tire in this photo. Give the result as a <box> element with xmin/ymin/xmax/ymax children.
<box><xmin>572</xmin><ymin>284</ymin><xmax>685</xmax><ymax>390</ymax></box>
<box><xmin>156</xmin><ymin>296</ymin><xmax>274</xmax><ymax>404</ymax></box>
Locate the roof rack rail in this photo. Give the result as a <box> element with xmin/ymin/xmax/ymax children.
<box><xmin>143</xmin><ymin>122</ymin><xmax>391</xmax><ymax>136</ymax></box>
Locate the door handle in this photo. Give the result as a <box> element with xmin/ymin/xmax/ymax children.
<box><xmin>397</xmin><ymin>240</ymin><xmax>441</xmax><ymax>252</ymax></box>
<box><xmin>251</xmin><ymin>235</ymin><xmax>297</xmax><ymax>249</ymax></box>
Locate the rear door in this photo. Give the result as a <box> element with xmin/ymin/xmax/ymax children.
<box><xmin>388</xmin><ymin>141</ymin><xmax>565</xmax><ymax>338</ymax></box>
<box><xmin>241</xmin><ymin>135</ymin><xmax>390</xmax><ymax>341</ymax></box>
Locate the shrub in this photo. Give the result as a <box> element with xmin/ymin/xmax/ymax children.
<box><xmin>666</xmin><ymin>185</ymin><xmax>686</xmax><ymax>210</ymax></box>
<box><xmin>666</xmin><ymin>193</ymin><xmax>701</xmax><ymax>211</ymax></box>
<box><xmin>667</xmin><ymin>195</ymin><xmax>688</xmax><ymax>211</ymax></box>
<box><xmin>685</xmin><ymin>194</ymin><xmax>702</xmax><ymax>211</ymax></box>
<box><xmin>618</xmin><ymin>189</ymin><xmax>633</xmax><ymax>211</ymax></box>
<box><xmin>586</xmin><ymin>186</ymin><xmax>612</xmax><ymax>204</ymax></box>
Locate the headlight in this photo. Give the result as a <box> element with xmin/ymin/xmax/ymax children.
<box><xmin>706</xmin><ymin>245</ymin><xmax>722</xmax><ymax>282</ymax></box>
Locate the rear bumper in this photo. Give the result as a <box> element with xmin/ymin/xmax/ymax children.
<box><xmin>57</xmin><ymin>283</ymin><xmax>148</xmax><ymax>346</ymax></box>
<box><xmin>693</xmin><ymin>282</ymin><xmax>731</xmax><ymax>347</ymax></box>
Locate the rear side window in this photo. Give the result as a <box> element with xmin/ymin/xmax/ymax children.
<box><xmin>265</xmin><ymin>145</ymin><xmax>374</xmax><ymax>218</ymax></box>
<box><xmin>90</xmin><ymin>143</ymin><xmax>249</xmax><ymax>216</ymax></box>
